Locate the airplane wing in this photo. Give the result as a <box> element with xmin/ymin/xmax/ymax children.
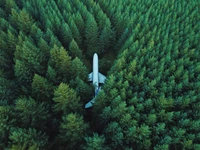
<box><xmin>85</xmin><ymin>98</ymin><xmax>96</xmax><ymax>108</ymax></box>
<box><xmin>88</xmin><ymin>72</ymin><xmax>92</xmax><ymax>81</ymax></box>
<box><xmin>99</xmin><ymin>73</ymin><xmax>106</xmax><ymax>83</ymax></box>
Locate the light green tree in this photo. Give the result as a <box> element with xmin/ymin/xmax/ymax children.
<box><xmin>58</xmin><ymin>113</ymin><xmax>88</xmax><ymax>149</ymax></box>
<box><xmin>53</xmin><ymin>83</ymin><xmax>82</xmax><ymax>114</ymax></box>
<box><xmin>31</xmin><ymin>74</ymin><xmax>54</xmax><ymax>102</ymax></box>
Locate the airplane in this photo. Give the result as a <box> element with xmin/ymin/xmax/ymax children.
<box><xmin>85</xmin><ymin>53</ymin><xmax>106</xmax><ymax>108</ymax></box>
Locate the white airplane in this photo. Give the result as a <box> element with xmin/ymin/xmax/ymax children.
<box><xmin>85</xmin><ymin>53</ymin><xmax>106</xmax><ymax>108</ymax></box>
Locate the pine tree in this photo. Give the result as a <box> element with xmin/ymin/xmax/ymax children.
<box><xmin>14</xmin><ymin>97</ymin><xmax>49</xmax><ymax>130</ymax></box>
<box><xmin>73</xmin><ymin>12</ymin><xmax>85</xmax><ymax>38</ymax></box>
<box><xmin>14</xmin><ymin>60</ymin><xmax>33</xmax><ymax>93</ymax></box>
<box><xmin>10</xmin><ymin>9</ymin><xmax>34</xmax><ymax>34</ymax></box>
<box><xmin>0</xmin><ymin>77</ymin><xmax>18</xmax><ymax>103</ymax></box>
<box><xmin>48</xmin><ymin>45</ymin><xmax>71</xmax><ymax>83</ymax></box>
<box><xmin>69</xmin><ymin>77</ymin><xmax>92</xmax><ymax>103</ymax></box>
<box><xmin>5</xmin><ymin>0</ymin><xmax>17</xmax><ymax>14</ymax></box>
<box><xmin>53</xmin><ymin>83</ymin><xmax>82</xmax><ymax>115</ymax></box>
<box><xmin>70</xmin><ymin>57</ymin><xmax>88</xmax><ymax>80</ymax></box>
<box><xmin>0</xmin><ymin>105</ymin><xmax>15</xmax><ymax>149</ymax></box>
<box><xmin>59</xmin><ymin>22</ymin><xmax>72</xmax><ymax>48</ymax></box>
<box><xmin>9</xmin><ymin>128</ymin><xmax>48</xmax><ymax>149</ymax></box>
<box><xmin>31</xmin><ymin>74</ymin><xmax>54</xmax><ymax>102</ymax></box>
<box><xmin>58</xmin><ymin>113</ymin><xmax>88</xmax><ymax>149</ymax></box>
<box><xmin>99</xmin><ymin>18</ymin><xmax>112</xmax><ymax>53</ymax></box>
<box><xmin>104</xmin><ymin>122</ymin><xmax>124</xmax><ymax>149</ymax></box>
<box><xmin>83</xmin><ymin>133</ymin><xmax>108</xmax><ymax>150</ymax></box>
<box><xmin>69</xmin><ymin>39</ymin><xmax>82</xmax><ymax>59</ymax></box>
<box><xmin>85</xmin><ymin>14</ymin><xmax>99</xmax><ymax>56</ymax></box>
<box><xmin>69</xmin><ymin>18</ymin><xmax>82</xmax><ymax>46</ymax></box>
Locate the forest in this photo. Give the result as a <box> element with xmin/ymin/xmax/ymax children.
<box><xmin>0</xmin><ymin>0</ymin><xmax>200</xmax><ymax>149</ymax></box>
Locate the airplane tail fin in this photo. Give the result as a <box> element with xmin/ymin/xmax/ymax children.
<box><xmin>85</xmin><ymin>98</ymin><xmax>96</xmax><ymax>108</ymax></box>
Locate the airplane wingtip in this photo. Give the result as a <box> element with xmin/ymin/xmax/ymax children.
<box><xmin>85</xmin><ymin>102</ymin><xmax>93</xmax><ymax>108</ymax></box>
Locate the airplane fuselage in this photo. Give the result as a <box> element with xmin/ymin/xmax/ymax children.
<box><xmin>93</xmin><ymin>53</ymin><xmax>99</xmax><ymax>95</ymax></box>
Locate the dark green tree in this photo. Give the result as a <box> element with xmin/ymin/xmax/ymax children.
<box><xmin>10</xmin><ymin>9</ymin><xmax>34</xmax><ymax>34</ymax></box>
<box><xmin>69</xmin><ymin>39</ymin><xmax>82</xmax><ymax>59</ymax></box>
<box><xmin>0</xmin><ymin>105</ymin><xmax>15</xmax><ymax>149</ymax></box>
<box><xmin>14</xmin><ymin>97</ymin><xmax>49</xmax><ymax>130</ymax></box>
<box><xmin>9</xmin><ymin>128</ymin><xmax>48</xmax><ymax>149</ymax></box>
<box><xmin>83</xmin><ymin>133</ymin><xmax>108</xmax><ymax>150</ymax></box>
<box><xmin>85</xmin><ymin>14</ymin><xmax>99</xmax><ymax>56</ymax></box>
<box><xmin>70</xmin><ymin>57</ymin><xmax>88</xmax><ymax>81</ymax></box>
<box><xmin>58</xmin><ymin>113</ymin><xmax>89</xmax><ymax>149</ymax></box>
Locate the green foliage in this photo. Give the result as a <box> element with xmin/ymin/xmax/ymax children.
<box><xmin>85</xmin><ymin>14</ymin><xmax>99</xmax><ymax>56</ymax></box>
<box><xmin>58</xmin><ymin>113</ymin><xmax>88</xmax><ymax>149</ymax></box>
<box><xmin>59</xmin><ymin>22</ymin><xmax>72</xmax><ymax>47</ymax></box>
<box><xmin>83</xmin><ymin>133</ymin><xmax>108</xmax><ymax>150</ymax></box>
<box><xmin>69</xmin><ymin>77</ymin><xmax>92</xmax><ymax>102</ymax></box>
<box><xmin>15</xmin><ymin>97</ymin><xmax>49</xmax><ymax>130</ymax></box>
<box><xmin>31</xmin><ymin>74</ymin><xmax>54</xmax><ymax>102</ymax></box>
<box><xmin>69</xmin><ymin>39</ymin><xmax>82</xmax><ymax>59</ymax></box>
<box><xmin>0</xmin><ymin>0</ymin><xmax>199</xmax><ymax>149</ymax></box>
<box><xmin>0</xmin><ymin>77</ymin><xmax>17</xmax><ymax>103</ymax></box>
<box><xmin>14</xmin><ymin>59</ymin><xmax>33</xmax><ymax>90</ymax></box>
<box><xmin>10</xmin><ymin>9</ymin><xmax>34</xmax><ymax>34</ymax></box>
<box><xmin>0</xmin><ymin>105</ymin><xmax>15</xmax><ymax>148</ymax></box>
<box><xmin>70</xmin><ymin>57</ymin><xmax>88</xmax><ymax>81</ymax></box>
<box><xmin>53</xmin><ymin>83</ymin><xmax>82</xmax><ymax>115</ymax></box>
<box><xmin>48</xmin><ymin>45</ymin><xmax>71</xmax><ymax>83</ymax></box>
<box><xmin>5</xmin><ymin>0</ymin><xmax>17</xmax><ymax>14</ymax></box>
<box><xmin>9</xmin><ymin>127</ymin><xmax>48</xmax><ymax>149</ymax></box>
<box><xmin>104</xmin><ymin>122</ymin><xmax>124</xmax><ymax>148</ymax></box>
<box><xmin>10</xmin><ymin>143</ymin><xmax>39</xmax><ymax>150</ymax></box>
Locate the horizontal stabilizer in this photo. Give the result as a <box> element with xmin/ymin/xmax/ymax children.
<box><xmin>85</xmin><ymin>98</ymin><xmax>95</xmax><ymax>108</ymax></box>
<box><xmin>99</xmin><ymin>73</ymin><xmax>106</xmax><ymax>83</ymax></box>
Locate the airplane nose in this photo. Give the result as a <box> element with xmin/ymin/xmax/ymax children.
<box><xmin>93</xmin><ymin>53</ymin><xmax>98</xmax><ymax>58</ymax></box>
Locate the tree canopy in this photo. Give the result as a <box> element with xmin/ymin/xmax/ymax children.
<box><xmin>0</xmin><ymin>0</ymin><xmax>199</xmax><ymax>149</ymax></box>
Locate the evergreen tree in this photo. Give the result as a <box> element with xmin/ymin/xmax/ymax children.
<box><xmin>9</xmin><ymin>127</ymin><xmax>48</xmax><ymax>149</ymax></box>
<box><xmin>14</xmin><ymin>97</ymin><xmax>49</xmax><ymax>130</ymax></box>
<box><xmin>59</xmin><ymin>22</ymin><xmax>72</xmax><ymax>48</ymax></box>
<box><xmin>0</xmin><ymin>105</ymin><xmax>15</xmax><ymax>149</ymax></box>
<box><xmin>31</xmin><ymin>74</ymin><xmax>54</xmax><ymax>102</ymax></box>
<box><xmin>69</xmin><ymin>18</ymin><xmax>82</xmax><ymax>46</ymax></box>
<box><xmin>69</xmin><ymin>77</ymin><xmax>93</xmax><ymax>103</ymax></box>
<box><xmin>5</xmin><ymin>0</ymin><xmax>17</xmax><ymax>14</ymax></box>
<box><xmin>10</xmin><ymin>9</ymin><xmax>34</xmax><ymax>34</ymax></box>
<box><xmin>99</xmin><ymin>18</ymin><xmax>112</xmax><ymax>53</ymax></box>
<box><xmin>47</xmin><ymin>45</ymin><xmax>71</xmax><ymax>83</ymax></box>
<box><xmin>85</xmin><ymin>14</ymin><xmax>99</xmax><ymax>56</ymax></box>
<box><xmin>73</xmin><ymin>12</ymin><xmax>85</xmax><ymax>38</ymax></box>
<box><xmin>58</xmin><ymin>113</ymin><xmax>88</xmax><ymax>149</ymax></box>
<box><xmin>14</xmin><ymin>60</ymin><xmax>33</xmax><ymax>93</ymax></box>
<box><xmin>70</xmin><ymin>57</ymin><xmax>88</xmax><ymax>81</ymax></box>
<box><xmin>0</xmin><ymin>77</ymin><xmax>17</xmax><ymax>103</ymax></box>
<box><xmin>83</xmin><ymin>133</ymin><xmax>108</xmax><ymax>150</ymax></box>
<box><xmin>53</xmin><ymin>83</ymin><xmax>82</xmax><ymax>115</ymax></box>
<box><xmin>104</xmin><ymin>122</ymin><xmax>124</xmax><ymax>149</ymax></box>
<box><xmin>69</xmin><ymin>39</ymin><xmax>82</xmax><ymax>59</ymax></box>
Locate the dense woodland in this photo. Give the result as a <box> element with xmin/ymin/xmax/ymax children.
<box><xmin>0</xmin><ymin>0</ymin><xmax>200</xmax><ymax>149</ymax></box>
